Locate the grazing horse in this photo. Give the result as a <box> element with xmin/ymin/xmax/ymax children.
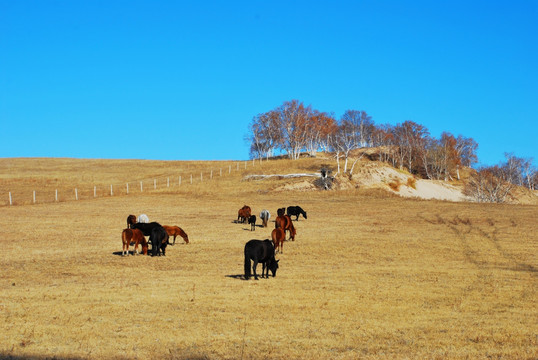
<box><xmin>244</xmin><ymin>239</ymin><xmax>279</xmax><ymax>280</ymax></box>
<box><xmin>284</xmin><ymin>215</ymin><xmax>297</xmax><ymax>241</ymax></box>
<box><xmin>248</xmin><ymin>215</ymin><xmax>256</xmax><ymax>231</ymax></box>
<box><xmin>137</xmin><ymin>214</ymin><xmax>150</xmax><ymax>223</ymax></box>
<box><xmin>275</xmin><ymin>215</ymin><xmax>296</xmax><ymax>241</ymax></box>
<box><xmin>130</xmin><ymin>222</ymin><xmax>162</xmax><ymax>236</ymax></box>
<box><xmin>121</xmin><ymin>228</ymin><xmax>148</xmax><ymax>256</ymax></box>
<box><xmin>237</xmin><ymin>205</ymin><xmax>251</xmax><ymax>224</ymax></box>
<box><xmin>277</xmin><ymin>207</ymin><xmax>285</xmax><ymax>217</ymax></box>
<box><xmin>126</xmin><ymin>214</ymin><xmax>137</xmax><ymax>229</ymax></box>
<box><xmin>150</xmin><ymin>226</ymin><xmax>169</xmax><ymax>256</ymax></box>
<box><xmin>271</xmin><ymin>228</ymin><xmax>286</xmax><ymax>254</ymax></box>
<box><xmin>163</xmin><ymin>225</ymin><xmax>189</xmax><ymax>244</ymax></box>
<box><xmin>259</xmin><ymin>209</ymin><xmax>270</xmax><ymax>227</ymax></box>
<box><xmin>286</xmin><ymin>206</ymin><xmax>307</xmax><ymax>221</ymax></box>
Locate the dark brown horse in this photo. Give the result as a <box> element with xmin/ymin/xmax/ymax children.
<box><xmin>237</xmin><ymin>205</ymin><xmax>251</xmax><ymax>224</ymax></box>
<box><xmin>121</xmin><ymin>228</ymin><xmax>148</xmax><ymax>256</ymax></box>
<box><xmin>126</xmin><ymin>214</ymin><xmax>137</xmax><ymax>229</ymax></box>
<box><xmin>163</xmin><ymin>225</ymin><xmax>189</xmax><ymax>244</ymax></box>
<box><xmin>272</xmin><ymin>228</ymin><xmax>286</xmax><ymax>254</ymax></box>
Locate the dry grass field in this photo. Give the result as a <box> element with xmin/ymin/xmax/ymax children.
<box><xmin>0</xmin><ymin>157</ymin><xmax>537</xmax><ymax>359</ymax></box>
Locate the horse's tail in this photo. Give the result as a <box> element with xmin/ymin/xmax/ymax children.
<box><xmin>244</xmin><ymin>250</ymin><xmax>251</xmax><ymax>280</ymax></box>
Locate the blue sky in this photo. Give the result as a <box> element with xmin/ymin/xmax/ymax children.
<box><xmin>1</xmin><ymin>1</ymin><xmax>536</xmax><ymax>166</ymax></box>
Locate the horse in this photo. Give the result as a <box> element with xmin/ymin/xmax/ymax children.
<box><xmin>248</xmin><ymin>215</ymin><xmax>256</xmax><ymax>231</ymax></box>
<box><xmin>121</xmin><ymin>228</ymin><xmax>148</xmax><ymax>256</ymax></box>
<box><xmin>271</xmin><ymin>228</ymin><xmax>286</xmax><ymax>254</ymax></box>
<box><xmin>163</xmin><ymin>225</ymin><xmax>189</xmax><ymax>244</ymax></box>
<box><xmin>259</xmin><ymin>209</ymin><xmax>270</xmax><ymax>227</ymax></box>
<box><xmin>275</xmin><ymin>215</ymin><xmax>296</xmax><ymax>241</ymax></box>
<box><xmin>286</xmin><ymin>206</ymin><xmax>307</xmax><ymax>221</ymax></box>
<box><xmin>277</xmin><ymin>207</ymin><xmax>285</xmax><ymax>217</ymax></box>
<box><xmin>126</xmin><ymin>214</ymin><xmax>137</xmax><ymax>229</ymax></box>
<box><xmin>244</xmin><ymin>239</ymin><xmax>279</xmax><ymax>280</ymax></box>
<box><xmin>130</xmin><ymin>222</ymin><xmax>162</xmax><ymax>236</ymax></box>
<box><xmin>137</xmin><ymin>214</ymin><xmax>150</xmax><ymax>223</ymax></box>
<box><xmin>237</xmin><ymin>205</ymin><xmax>251</xmax><ymax>224</ymax></box>
<box><xmin>284</xmin><ymin>215</ymin><xmax>297</xmax><ymax>241</ymax></box>
<box><xmin>149</xmin><ymin>226</ymin><xmax>169</xmax><ymax>256</ymax></box>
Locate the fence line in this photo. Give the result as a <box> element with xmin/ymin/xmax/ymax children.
<box><xmin>3</xmin><ymin>160</ymin><xmax>261</xmax><ymax>206</ymax></box>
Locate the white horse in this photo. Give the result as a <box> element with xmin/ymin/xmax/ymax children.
<box><xmin>137</xmin><ymin>214</ymin><xmax>149</xmax><ymax>223</ymax></box>
<box><xmin>259</xmin><ymin>209</ymin><xmax>270</xmax><ymax>227</ymax></box>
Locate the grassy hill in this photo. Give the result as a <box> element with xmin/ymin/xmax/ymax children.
<box><xmin>0</xmin><ymin>157</ymin><xmax>536</xmax><ymax>359</ymax></box>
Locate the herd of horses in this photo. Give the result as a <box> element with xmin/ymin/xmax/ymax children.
<box><xmin>120</xmin><ymin>205</ymin><xmax>308</xmax><ymax>281</ymax></box>
<box><xmin>121</xmin><ymin>214</ymin><xmax>189</xmax><ymax>257</ymax></box>
<box><xmin>238</xmin><ymin>205</ymin><xmax>307</xmax><ymax>280</ymax></box>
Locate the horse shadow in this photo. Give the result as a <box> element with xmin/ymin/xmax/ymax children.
<box><xmin>226</xmin><ymin>274</ymin><xmax>247</xmax><ymax>281</ymax></box>
<box><xmin>241</xmin><ymin>224</ymin><xmax>265</xmax><ymax>231</ymax></box>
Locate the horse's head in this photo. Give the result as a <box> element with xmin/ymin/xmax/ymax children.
<box><xmin>269</xmin><ymin>258</ymin><xmax>279</xmax><ymax>277</ymax></box>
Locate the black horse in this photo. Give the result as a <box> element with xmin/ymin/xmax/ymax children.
<box><xmin>130</xmin><ymin>222</ymin><xmax>162</xmax><ymax>236</ymax></box>
<box><xmin>131</xmin><ymin>222</ymin><xmax>168</xmax><ymax>256</ymax></box>
<box><xmin>248</xmin><ymin>215</ymin><xmax>256</xmax><ymax>231</ymax></box>
<box><xmin>150</xmin><ymin>226</ymin><xmax>169</xmax><ymax>256</ymax></box>
<box><xmin>244</xmin><ymin>239</ymin><xmax>279</xmax><ymax>280</ymax></box>
<box><xmin>286</xmin><ymin>206</ymin><xmax>307</xmax><ymax>221</ymax></box>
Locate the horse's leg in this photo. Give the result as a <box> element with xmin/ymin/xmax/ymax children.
<box><xmin>253</xmin><ymin>260</ymin><xmax>259</xmax><ymax>280</ymax></box>
<box><xmin>172</xmin><ymin>234</ymin><xmax>176</xmax><ymax>245</ymax></box>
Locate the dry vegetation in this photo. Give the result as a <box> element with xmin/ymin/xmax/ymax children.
<box><xmin>0</xmin><ymin>157</ymin><xmax>537</xmax><ymax>359</ymax></box>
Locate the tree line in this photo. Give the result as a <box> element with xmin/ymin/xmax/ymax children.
<box><xmin>246</xmin><ymin>99</ymin><xmax>537</xmax><ymax>200</ymax></box>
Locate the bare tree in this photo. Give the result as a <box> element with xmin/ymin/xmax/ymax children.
<box><xmin>247</xmin><ymin>110</ymin><xmax>282</xmax><ymax>160</ymax></box>
<box><xmin>392</xmin><ymin>121</ymin><xmax>429</xmax><ymax>174</ymax></box>
<box><xmin>276</xmin><ymin>100</ymin><xmax>311</xmax><ymax>160</ymax></box>
<box><xmin>464</xmin><ymin>166</ymin><xmax>515</xmax><ymax>203</ymax></box>
<box><xmin>341</xmin><ymin>110</ymin><xmax>374</xmax><ymax>147</ymax></box>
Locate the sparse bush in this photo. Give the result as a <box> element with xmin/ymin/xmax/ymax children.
<box><xmin>388</xmin><ymin>179</ymin><xmax>401</xmax><ymax>191</ymax></box>
<box><xmin>407</xmin><ymin>176</ymin><xmax>416</xmax><ymax>189</ymax></box>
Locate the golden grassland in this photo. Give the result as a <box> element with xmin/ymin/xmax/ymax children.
<box><xmin>0</xmin><ymin>157</ymin><xmax>536</xmax><ymax>359</ymax></box>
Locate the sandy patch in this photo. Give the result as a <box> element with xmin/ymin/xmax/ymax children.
<box><xmin>397</xmin><ymin>180</ymin><xmax>470</xmax><ymax>202</ymax></box>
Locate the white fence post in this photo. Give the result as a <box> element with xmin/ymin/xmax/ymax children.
<box><xmin>126</xmin><ymin>183</ymin><xmax>129</xmax><ymax>194</ymax></box>
<box><xmin>94</xmin><ymin>186</ymin><xmax>97</xmax><ymax>197</ymax></box>
<box><xmin>140</xmin><ymin>181</ymin><xmax>143</xmax><ymax>192</ymax></box>
<box><xmin>33</xmin><ymin>190</ymin><xmax>36</xmax><ymax>204</ymax></box>
<box><xmin>9</xmin><ymin>192</ymin><xmax>12</xmax><ymax>206</ymax></box>
<box><xmin>167</xmin><ymin>177</ymin><xmax>170</xmax><ymax>187</ymax></box>
<box><xmin>55</xmin><ymin>189</ymin><xmax>58</xmax><ymax>202</ymax></box>
<box><xmin>75</xmin><ymin>188</ymin><xmax>78</xmax><ymax>200</ymax></box>
<box><xmin>110</xmin><ymin>185</ymin><xmax>113</xmax><ymax>196</ymax></box>
<box><xmin>154</xmin><ymin>179</ymin><xmax>156</xmax><ymax>189</ymax></box>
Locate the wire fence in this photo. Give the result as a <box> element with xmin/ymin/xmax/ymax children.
<box><xmin>2</xmin><ymin>159</ymin><xmax>262</xmax><ymax>207</ymax></box>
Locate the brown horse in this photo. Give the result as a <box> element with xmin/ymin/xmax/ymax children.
<box><xmin>237</xmin><ymin>205</ymin><xmax>251</xmax><ymax>224</ymax></box>
<box><xmin>272</xmin><ymin>228</ymin><xmax>286</xmax><ymax>253</ymax></box>
<box><xmin>121</xmin><ymin>228</ymin><xmax>148</xmax><ymax>256</ymax></box>
<box><xmin>163</xmin><ymin>225</ymin><xmax>189</xmax><ymax>244</ymax></box>
<box><xmin>275</xmin><ymin>215</ymin><xmax>296</xmax><ymax>241</ymax></box>
<box><xmin>126</xmin><ymin>214</ymin><xmax>137</xmax><ymax>229</ymax></box>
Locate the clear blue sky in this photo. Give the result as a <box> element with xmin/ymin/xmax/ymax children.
<box><xmin>1</xmin><ymin>1</ymin><xmax>536</xmax><ymax>166</ymax></box>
